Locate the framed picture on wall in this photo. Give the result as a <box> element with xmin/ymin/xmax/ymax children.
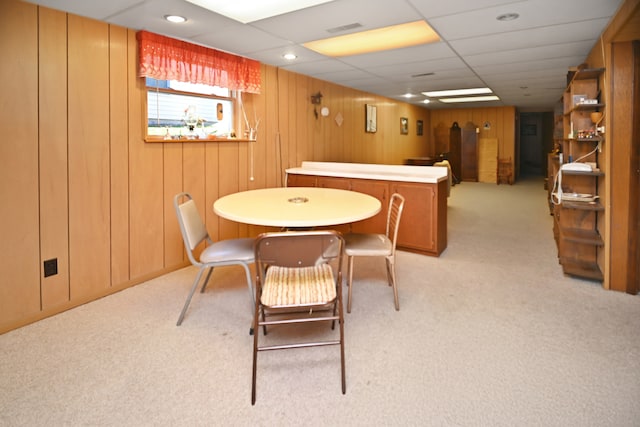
<box><xmin>365</xmin><ymin>104</ymin><xmax>377</xmax><ymax>133</ymax></box>
<box><xmin>417</xmin><ymin>120</ymin><xmax>423</xmax><ymax>136</ymax></box>
<box><xmin>400</xmin><ymin>117</ymin><xmax>408</xmax><ymax>134</ymax></box>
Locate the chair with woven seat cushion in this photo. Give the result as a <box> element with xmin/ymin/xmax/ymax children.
<box><xmin>252</xmin><ymin>230</ymin><xmax>345</xmax><ymax>405</ymax></box>
<box><xmin>174</xmin><ymin>192</ymin><xmax>254</xmax><ymax>326</ymax></box>
<box><xmin>344</xmin><ymin>193</ymin><xmax>405</xmax><ymax>313</ymax></box>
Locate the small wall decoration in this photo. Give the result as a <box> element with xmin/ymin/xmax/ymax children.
<box><xmin>417</xmin><ymin>120</ymin><xmax>424</xmax><ymax>136</ymax></box>
<box><xmin>365</xmin><ymin>104</ymin><xmax>377</xmax><ymax>133</ymax></box>
<box><xmin>400</xmin><ymin>117</ymin><xmax>408</xmax><ymax>135</ymax></box>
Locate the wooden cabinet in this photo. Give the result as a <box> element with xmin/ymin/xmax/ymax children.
<box><xmin>449</xmin><ymin>122</ymin><xmax>461</xmax><ymax>183</ymax></box>
<box><xmin>286</xmin><ymin>173</ymin><xmax>317</xmax><ymax>187</ymax></box>
<box><xmin>317</xmin><ymin>176</ymin><xmax>350</xmax><ymax>190</ymax></box>
<box><xmin>316</xmin><ymin>176</ymin><xmax>352</xmax><ymax>233</ymax></box>
<box><xmin>553</xmin><ymin>67</ymin><xmax>606</xmax><ymax>281</ymax></box>
<box><xmin>350</xmin><ymin>179</ymin><xmax>388</xmax><ymax>234</ymax></box>
<box><xmin>287</xmin><ymin>173</ymin><xmax>447</xmax><ymax>256</ymax></box>
<box><xmin>390</xmin><ymin>181</ymin><xmax>447</xmax><ymax>255</ymax></box>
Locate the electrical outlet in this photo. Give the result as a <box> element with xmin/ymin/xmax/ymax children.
<box><xmin>44</xmin><ymin>258</ymin><xmax>58</xmax><ymax>277</ymax></box>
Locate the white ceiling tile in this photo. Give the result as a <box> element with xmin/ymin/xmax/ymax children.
<box><xmin>463</xmin><ymin>40</ymin><xmax>597</xmax><ymax>67</ymax></box>
<box><xmin>428</xmin><ymin>0</ymin><xmax>623</xmax><ymax>41</ymax></box>
<box><xmin>449</xmin><ymin>18</ymin><xmax>610</xmax><ymax>56</ymax></box>
<box><xmin>23</xmin><ymin>0</ymin><xmax>626</xmax><ymax>110</ymax></box>
<box><xmin>250</xmin><ymin>0</ymin><xmax>423</xmax><ymax>43</ymax></box>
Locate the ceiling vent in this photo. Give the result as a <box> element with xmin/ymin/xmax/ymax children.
<box><xmin>411</xmin><ymin>72</ymin><xmax>435</xmax><ymax>78</ymax></box>
<box><xmin>326</xmin><ymin>22</ymin><xmax>363</xmax><ymax>33</ymax></box>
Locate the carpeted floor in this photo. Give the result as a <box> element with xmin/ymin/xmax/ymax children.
<box><xmin>1</xmin><ymin>177</ymin><xmax>639</xmax><ymax>426</ymax></box>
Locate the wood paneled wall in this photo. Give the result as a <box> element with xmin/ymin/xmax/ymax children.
<box><xmin>430</xmin><ymin>107</ymin><xmax>517</xmax><ymax>177</ymax></box>
<box><xmin>1</xmin><ymin>0</ymin><xmax>449</xmax><ymax>333</ymax></box>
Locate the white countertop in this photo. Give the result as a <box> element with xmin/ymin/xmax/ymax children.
<box><xmin>286</xmin><ymin>161</ymin><xmax>448</xmax><ymax>184</ymax></box>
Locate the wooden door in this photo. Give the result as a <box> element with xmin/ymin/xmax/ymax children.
<box><xmin>350</xmin><ymin>179</ymin><xmax>388</xmax><ymax>233</ymax></box>
<box><xmin>461</xmin><ymin>121</ymin><xmax>478</xmax><ymax>182</ymax></box>
<box><xmin>390</xmin><ymin>182</ymin><xmax>435</xmax><ymax>253</ymax></box>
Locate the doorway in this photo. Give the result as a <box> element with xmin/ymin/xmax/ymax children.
<box><xmin>518</xmin><ymin>112</ymin><xmax>554</xmax><ymax>177</ymax></box>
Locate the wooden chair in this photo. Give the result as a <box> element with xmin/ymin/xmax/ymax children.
<box><xmin>497</xmin><ymin>157</ymin><xmax>513</xmax><ymax>185</ymax></box>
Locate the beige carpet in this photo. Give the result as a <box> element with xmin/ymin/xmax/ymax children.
<box><xmin>1</xmin><ymin>178</ymin><xmax>639</xmax><ymax>426</ymax></box>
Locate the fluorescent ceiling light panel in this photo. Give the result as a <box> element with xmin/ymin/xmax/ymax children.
<box><xmin>304</xmin><ymin>21</ymin><xmax>440</xmax><ymax>57</ymax></box>
<box><xmin>422</xmin><ymin>87</ymin><xmax>492</xmax><ymax>97</ymax></box>
<box><xmin>439</xmin><ymin>96</ymin><xmax>500</xmax><ymax>103</ymax></box>
<box><xmin>185</xmin><ymin>0</ymin><xmax>334</xmax><ymax>24</ymax></box>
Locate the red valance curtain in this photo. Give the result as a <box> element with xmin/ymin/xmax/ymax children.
<box><xmin>137</xmin><ymin>30</ymin><xmax>261</xmax><ymax>94</ymax></box>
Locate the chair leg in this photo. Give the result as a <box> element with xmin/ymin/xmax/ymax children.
<box><xmin>177</xmin><ymin>267</ymin><xmax>207</xmax><ymax>326</ymax></box>
<box><xmin>346</xmin><ymin>256</ymin><xmax>355</xmax><ymax>313</ymax></box>
<box><xmin>387</xmin><ymin>257</ymin><xmax>400</xmax><ymax>311</ymax></box>
<box><xmin>338</xmin><ymin>295</ymin><xmax>346</xmax><ymax>395</ymax></box>
<box><xmin>251</xmin><ymin>295</ymin><xmax>260</xmax><ymax>405</ymax></box>
<box><xmin>199</xmin><ymin>267</ymin><xmax>214</xmax><ymax>293</ymax></box>
<box><xmin>241</xmin><ymin>263</ymin><xmax>255</xmax><ymax>311</ymax></box>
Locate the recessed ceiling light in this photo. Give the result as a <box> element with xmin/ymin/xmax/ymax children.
<box><xmin>185</xmin><ymin>0</ymin><xmax>334</xmax><ymax>24</ymax></box>
<box><xmin>164</xmin><ymin>15</ymin><xmax>187</xmax><ymax>23</ymax></box>
<box><xmin>439</xmin><ymin>96</ymin><xmax>500</xmax><ymax>103</ymax></box>
<box><xmin>304</xmin><ymin>20</ymin><xmax>440</xmax><ymax>57</ymax></box>
<box><xmin>282</xmin><ymin>53</ymin><xmax>297</xmax><ymax>60</ymax></box>
<box><xmin>422</xmin><ymin>99</ymin><xmax>431</xmax><ymax>104</ymax></box>
<box><xmin>403</xmin><ymin>93</ymin><xmax>415</xmax><ymax>98</ymax></box>
<box><xmin>496</xmin><ymin>13</ymin><xmax>519</xmax><ymax>21</ymax></box>
<box><xmin>422</xmin><ymin>87</ymin><xmax>492</xmax><ymax>97</ymax></box>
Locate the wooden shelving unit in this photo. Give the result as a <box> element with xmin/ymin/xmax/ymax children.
<box><xmin>552</xmin><ymin>67</ymin><xmax>606</xmax><ymax>281</ymax></box>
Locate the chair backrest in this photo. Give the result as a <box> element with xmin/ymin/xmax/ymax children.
<box><xmin>254</xmin><ymin>230</ymin><xmax>344</xmax><ymax>281</ymax></box>
<box><xmin>174</xmin><ymin>193</ymin><xmax>210</xmax><ymax>259</ymax></box>
<box><xmin>385</xmin><ymin>193</ymin><xmax>406</xmax><ymax>253</ymax></box>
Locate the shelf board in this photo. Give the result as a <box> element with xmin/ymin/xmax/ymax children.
<box><xmin>570</xmin><ymin>103</ymin><xmax>605</xmax><ymax>112</ymax></box>
<box><xmin>559</xmin><ymin>169</ymin><xmax>604</xmax><ymax>177</ymax></box>
<box><xmin>560</xmin><ymin>200</ymin><xmax>604</xmax><ymax>211</ymax></box>
<box><xmin>566</xmin><ymin>68</ymin><xmax>605</xmax><ymax>88</ymax></box>
<box><xmin>560</xmin><ymin>137</ymin><xmax>603</xmax><ymax>143</ymax></box>
<box><xmin>560</xmin><ymin>259</ymin><xmax>604</xmax><ymax>281</ymax></box>
<box><xmin>559</xmin><ymin>227</ymin><xmax>604</xmax><ymax>246</ymax></box>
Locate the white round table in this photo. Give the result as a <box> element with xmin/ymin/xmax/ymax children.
<box><xmin>213</xmin><ymin>187</ymin><xmax>381</xmax><ymax>228</ymax></box>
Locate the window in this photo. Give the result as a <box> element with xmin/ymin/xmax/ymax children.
<box><xmin>146</xmin><ymin>78</ymin><xmax>235</xmax><ymax>140</ymax></box>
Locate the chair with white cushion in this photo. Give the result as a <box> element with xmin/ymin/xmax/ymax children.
<box><xmin>252</xmin><ymin>230</ymin><xmax>345</xmax><ymax>405</ymax></box>
<box><xmin>174</xmin><ymin>192</ymin><xmax>254</xmax><ymax>326</ymax></box>
<box><xmin>344</xmin><ymin>193</ymin><xmax>405</xmax><ymax>313</ymax></box>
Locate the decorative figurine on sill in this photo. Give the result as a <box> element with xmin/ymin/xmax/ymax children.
<box><xmin>184</xmin><ymin>105</ymin><xmax>199</xmax><ymax>139</ymax></box>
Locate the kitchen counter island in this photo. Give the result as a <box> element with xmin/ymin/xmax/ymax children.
<box><xmin>286</xmin><ymin>162</ymin><xmax>448</xmax><ymax>256</ymax></box>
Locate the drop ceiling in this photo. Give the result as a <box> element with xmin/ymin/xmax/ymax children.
<box><xmin>25</xmin><ymin>0</ymin><xmax>624</xmax><ymax>110</ymax></box>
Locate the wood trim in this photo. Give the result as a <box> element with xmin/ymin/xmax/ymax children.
<box><xmin>608</xmin><ymin>42</ymin><xmax>636</xmax><ymax>292</ymax></box>
<box><xmin>629</xmin><ymin>40</ymin><xmax>640</xmax><ymax>294</ymax></box>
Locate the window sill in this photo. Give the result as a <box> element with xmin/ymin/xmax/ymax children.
<box><xmin>145</xmin><ymin>136</ymin><xmax>256</xmax><ymax>143</ymax></box>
